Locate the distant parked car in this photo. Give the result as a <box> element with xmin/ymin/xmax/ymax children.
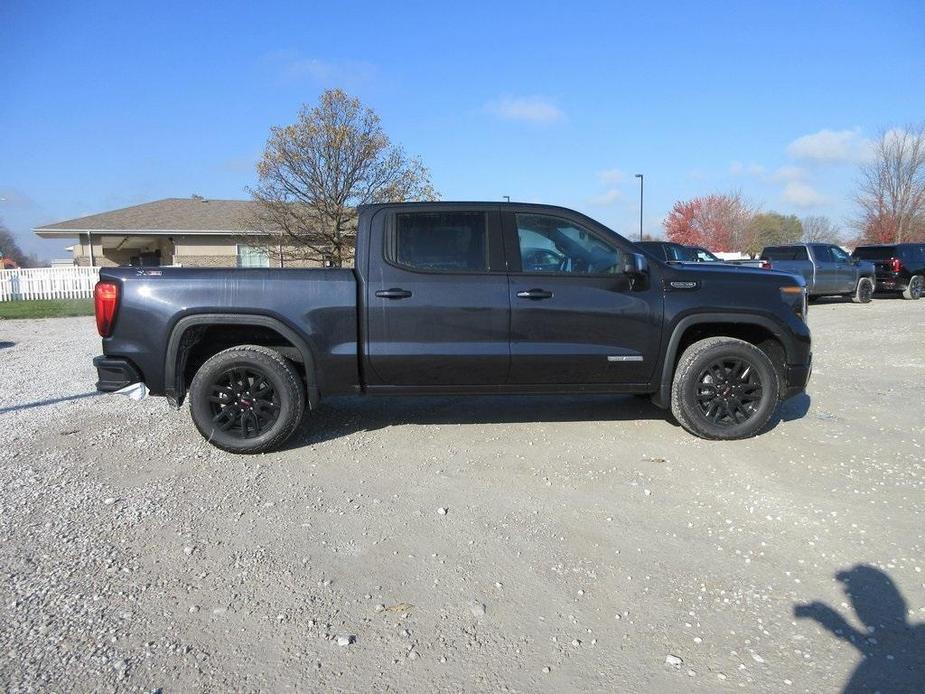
<box><xmin>637</xmin><ymin>241</ymin><xmax>729</xmax><ymax>263</ymax></box>
<box><xmin>638</xmin><ymin>242</ymin><xmax>770</xmax><ymax>268</ymax></box>
<box><xmin>851</xmin><ymin>243</ymin><xmax>925</xmax><ymax>300</ymax></box>
<box><xmin>637</xmin><ymin>241</ymin><xmax>697</xmax><ymax>262</ymax></box>
<box><xmin>760</xmin><ymin>243</ymin><xmax>876</xmax><ymax>302</ymax></box>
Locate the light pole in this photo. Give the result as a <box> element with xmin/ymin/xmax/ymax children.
<box><xmin>634</xmin><ymin>173</ymin><xmax>644</xmax><ymax>241</ymax></box>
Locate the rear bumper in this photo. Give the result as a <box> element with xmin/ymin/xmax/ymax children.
<box><xmin>874</xmin><ymin>274</ymin><xmax>907</xmax><ymax>291</ymax></box>
<box><xmin>783</xmin><ymin>353</ymin><xmax>812</xmax><ymax>400</ymax></box>
<box><xmin>93</xmin><ymin>355</ymin><xmax>143</xmax><ymax>392</ymax></box>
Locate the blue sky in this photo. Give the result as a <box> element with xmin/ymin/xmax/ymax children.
<box><xmin>2</xmin><ymin>0</ymin><xmax>923</xmax><ymax>258</ymax></box>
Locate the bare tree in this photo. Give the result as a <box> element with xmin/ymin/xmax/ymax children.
<box><xmin>801</xmin><ymin>215</ymin><xmax>842</xmax><ymax>243</ymax></box>
<box><xmin>249</xmin><ymin>89</ymin><xmax>438</xmax><ymax>267</ymax></box>
<box><xmin>0</xmin><ymin>218</ymin><xmax>43</xmax><ymax>267</ymax></box>
<box><xmin>854</xmin><ymin>124</ymin><xmax>925</xmax><ymax>244</ymax></box>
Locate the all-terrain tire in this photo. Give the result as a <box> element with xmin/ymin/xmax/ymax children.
<box><xmin>189</xmin><ymin>345</ymin><xmax>305</xmax><ymax>454</ymax></box>
<box><xmin>902</xmin><ymin>274</ymin><xmax>923</xmax><ymax>300</ymax></box>
<box><xmin>671</xmin><ymin>337</ymin><xmax>780</xmax><ymax>440</ymax></box>
<box><xmin>852</xmin><ymin>277</ymin><xmax>874</xmax><ymax>304</ymax></box>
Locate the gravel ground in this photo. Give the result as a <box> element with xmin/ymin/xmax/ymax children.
<box><xmin>1</xmin><ymin>299</ymin><xmax>923</xmax><ymax>693</ymax></box>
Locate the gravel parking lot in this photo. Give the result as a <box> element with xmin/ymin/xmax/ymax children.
<box><xmin>1</xmin><ymin>299</ymin><xmax>923</xmax><ymax>693</ymax></box>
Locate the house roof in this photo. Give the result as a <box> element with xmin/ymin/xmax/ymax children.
<box><xmin>34</xmin><ymin>197</ymin><xmax>268</xmax><ymax>237</ymax></box>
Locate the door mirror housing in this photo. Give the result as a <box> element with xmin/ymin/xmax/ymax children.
<box><xmin>624</xmin><ymin>252</ymin><xmax>649</xmax><ymax>276</ymax></box>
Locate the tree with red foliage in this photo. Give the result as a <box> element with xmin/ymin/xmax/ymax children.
<box><xmin>663</xmin><ymin>192</ymin><xmax>757</xmax><ymax>253</ymax></box>
<box><xmin>854</xmin><ymin>125</ymin><xmax>925</xmax><ymax>244</ymax></box>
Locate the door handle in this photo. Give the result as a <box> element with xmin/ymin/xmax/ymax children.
<box><xmin>375</xmin><ymin>288</ymin><xmax>413</xmax><ymax>299</ymax></box>
<box><xmin>516</xmin><ymin>288</ymin><xmax>553</xmax><ymax>300</ymax></box>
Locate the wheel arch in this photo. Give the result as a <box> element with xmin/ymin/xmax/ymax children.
<box><xmin>164</xmin><ymin>313</ymin><xmax>320</xmax><ymax>409</ymax></box>
<box><xmin>653</xmin><ymin>313</ymin><xmax>790</xmax><ymax>409</ymax></box>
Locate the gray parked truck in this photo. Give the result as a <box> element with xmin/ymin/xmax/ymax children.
<box><xmin>759</xmin><ymin>243</ymin><xmax>876</xmax><ymax>302</ymax></box>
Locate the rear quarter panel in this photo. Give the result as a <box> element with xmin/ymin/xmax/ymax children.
<box><xmin>100</xmin><ymin>267</ymin><xmax>358</xmax><ymax>395</ymax></box>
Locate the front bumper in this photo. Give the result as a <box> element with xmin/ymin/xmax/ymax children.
<box><xmin>93</xmin><ymin>355</ymin><xmax>143</xmax><ymax>392</ymax></box>
<box><xmin>783</xmin><ymin>353</ymin><xmax>812</xmax><ymax>400</ymax></box>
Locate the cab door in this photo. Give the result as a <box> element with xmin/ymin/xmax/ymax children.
<box><xmin>364</xmin><ymin>206</ymin><xmax>510</xmax><ymax>386</ymax></box>
<box><xmin>811</xmin><ymin>245</ymin><xmax>841</xmax><ymax>294</ymax></box>
<box><xmin>503</xmin><ymin>210</ymin><xmax>662</xmax><ymax>385</ymax></box>
<box><xmin>827</xmin><ymin>244</ymin><xmax>857</xmax><ymax>292</ymax></box>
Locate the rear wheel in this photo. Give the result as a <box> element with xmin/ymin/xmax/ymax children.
<box><xmin>189</xmin><ymin>345</ymin><xmax>305</xmax><ymax>454</ymax></box>
<box><xmin>852</xmin><ymin>277</ymin><xmax>874</xmax><ymax>304</ymax></box>
<box><xmin>671</xmin><ymin>337</ymin><xmax>780</xmax><ymax>440</ymax></box>
<box><xmin>902</xmin><ymin>275</ymin><xmax>923</xmax><ymax>300</ymax></box>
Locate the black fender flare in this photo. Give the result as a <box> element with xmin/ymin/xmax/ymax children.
<box><xmin>164</xmin><ymin>313</ymin><xmax>320</xmax><ymax>409</ymax></box>
<box><xmin>653</xmin><ymin>312</ymin><xmax>789</xmax><ymax>409</ymax></box>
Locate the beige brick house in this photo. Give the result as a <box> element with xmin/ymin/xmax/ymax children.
<box><xmin>34</xmin><ymin>197</ymin><xmax>322</xmax><ymax>268</ymax></box>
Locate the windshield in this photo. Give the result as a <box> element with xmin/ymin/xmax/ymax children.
<box><xmin>691</xmin><ymin>246</ymin><xmax>721</xmax><ymax>262</ymax></box>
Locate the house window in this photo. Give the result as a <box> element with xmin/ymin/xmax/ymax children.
<box><xmin>237</xmin><ymin>245</ymin><xmax>270</xmax><ymax>268</ymax></box>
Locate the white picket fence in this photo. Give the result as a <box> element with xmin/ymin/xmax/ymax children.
<box><xmin>0</xmin><ymin>267</ymin><xmax>101</xmax><ymax>301</ymax></box>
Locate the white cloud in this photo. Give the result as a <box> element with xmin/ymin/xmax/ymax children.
<box><xmin>0</xmin><ymin>187</ymin><xmax>37</xmax><ymax>209</ymax></box>
<box><xmin>266</xmin><ymin>52</ymin><xmax>377</xmax><ymax>86</ymax></box>
<box><xmin>782</xmin><ymin>181</ymin><xmax>827</xmax><ymax>208</ymax></box>
<box><xmin>485</xmin><ymin>96</ymin><xmax>564</xmax><ymax>124</ymax></box>
<box><xmin>786</xmin><ymin>128</ymin><xmax>874</xmax><ymax>164</ymax></box>
<box><xmin>597</xmin><ymin>168</ymin><xmax>626</xmax><ymax>185</ymax></box>
<box><xmin>288</xmin><ymin>58</ymin><xmax>376</xmax><ymax>84</ymax></box>
<box><xmin>769</xmin><ymin>165</ymin><xmax>806</xmax><ymax>183</ymax></box>
<box><xmin>730</xmin><ymin>161</ymin><xmax>766</xmax><ymax>176</ymax></box>
<box><xmin>588</xmin><ymin>189</ymin><xmax>623</xmax><ymax>206</ymax></box>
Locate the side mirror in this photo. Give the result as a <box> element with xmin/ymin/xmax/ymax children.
<box><xmin>624</xmin><ymin>252</ymin><xmax>649</xmax><ymax>276</ymax></box>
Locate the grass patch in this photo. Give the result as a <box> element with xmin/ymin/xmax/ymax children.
<box><xmin>0</xmin><ymin>298</ymin><xmax>95</xmax><ymax>319</ymax></box>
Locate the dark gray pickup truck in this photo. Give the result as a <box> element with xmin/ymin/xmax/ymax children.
<box><xmin>760</xmin><ymin>243</ymin><xmax>876</xmax><ymax>302</ymax></box>
<box><xmin>93</xmin><ymin>202</ymin><xmax>812</xmax><ymax>453</ymax></box>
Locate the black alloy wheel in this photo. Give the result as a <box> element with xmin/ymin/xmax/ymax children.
<box><xmin>671</xmin><ymin>336</ymin><xmax>781</xmax><ymax>440</ymax></box>
<box><xmin>208</xmin><ymin>367</ymin><xmax>281</xmax><ymax>438</ymax></box>
<box><xmin>189</xmin><ymin>345</ymin><xmax>305</xmax><ymax>454</ymax></box>
<box><xmin>695</xmin><ymin>358</ymin><xmax>763</xmax><ymax>426</ymax></box>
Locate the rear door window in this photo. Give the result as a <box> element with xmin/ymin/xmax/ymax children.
<box><xmin>392</xmin><ymin>212</ymin><xmax>488</xmax><ymax>272</ymax></box>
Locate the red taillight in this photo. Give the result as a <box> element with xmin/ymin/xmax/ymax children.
<box><xmin>94</xmin><ymin>281</ymin><xmax>119</xmax><ymax>337</ymax></box>
<box><xmin>761</xmin><ymin>260</ymin><xmax>772</xmax><ymax>270</ymax></box>
<box><xmin>889</xmin><ymin>257</ymin><xmax>903</xmax><ymax>273</ymax></box>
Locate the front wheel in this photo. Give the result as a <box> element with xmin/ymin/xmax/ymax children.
<box><xmin>902</xmin><ymin>275</ymin><xmax>923</xmax><ymax>300</ymax></box>
<box><xmin>671</xmin><ymin>337</ymin><xmax>780</xmax><ymax>440</ymax></box>
<box><xmin>189</xmin><ymin>345</ymin><xmax>306</xmax><ymax>454</ymax></box>
<box><xmin>852</xmin><ymin>277</ymin><xmax>874</xmax><ymax>304</ymax></box>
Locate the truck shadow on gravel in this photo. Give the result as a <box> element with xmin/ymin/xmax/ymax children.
<box><xmin>282</xmin><ymin>392</ymin><xmax>811</xmax><ymax>448</ymax></box>
<box><xmin>284</xmin><ymin>394</ymin><xmax>665</xmax><ymax>447</ymax></box>
<box><xmin>0</xmin><ymin>341</ymin><xmax>14</xmax><ymax>350</ymax></box>
<box><xmin>0</xmin><ymin>391</ymin><xmax>99</xmax><ymax>415</ymax></box>
<box><xmin>794</xmin><ymin>565</ymin><xmax>925</xmax><ymax>694</ymax></box>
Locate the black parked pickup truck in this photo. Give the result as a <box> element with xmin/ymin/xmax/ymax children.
<box><xmin>93</xmin><ymin>202</ymin><xmax>812</xmax><ymax>453</ymax></box>
<box><xmin>851</xmin><ymin>243</ymin><xmax>925</xmax><ymax>300</ymax></box>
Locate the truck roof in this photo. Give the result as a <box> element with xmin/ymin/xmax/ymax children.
<box><xmin>358</xmin><ymin>201</ymin><xmax>587</xmax><ymax>216</ymax></box>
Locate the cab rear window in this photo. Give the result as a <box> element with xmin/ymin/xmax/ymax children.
<box><xmin>852</xmin><ymin>246</ymin><xmax>897</xmax><ymax>260</ymax></box>
<box><xmin>761</xmin><ymin>246</ymin><xmax>808</xmax><ymax>261</ymax></box>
